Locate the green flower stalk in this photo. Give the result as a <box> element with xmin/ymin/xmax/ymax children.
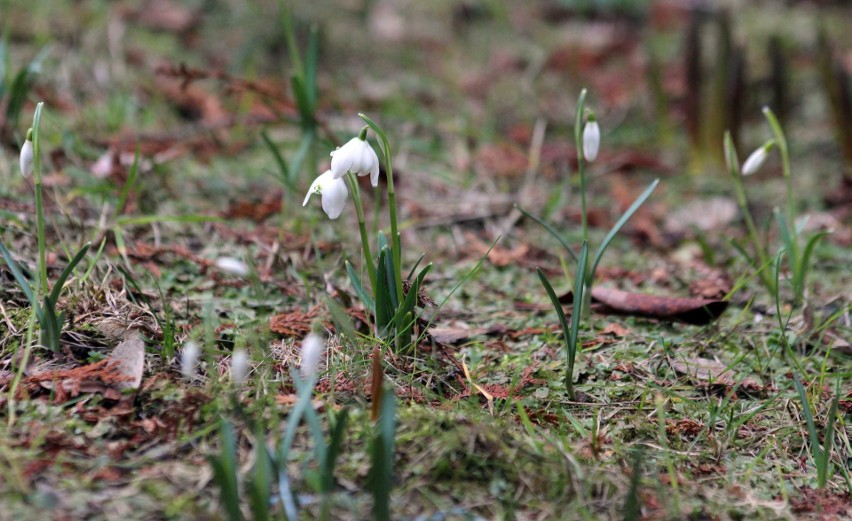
<box><xmin>0</xmin><ymin>102</ymin><xmax>91</xmax><ymax>351</ymax></box>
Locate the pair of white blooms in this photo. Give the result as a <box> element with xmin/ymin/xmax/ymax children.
<box><xmin>180</xmin><ymin>334</ymin><xmax>325</xmax><ymax>382</ymax></box>
<box><xmin>302</xmin><ymin>135</ymin><xmax>380</xmax><ymax>219</ymax></box>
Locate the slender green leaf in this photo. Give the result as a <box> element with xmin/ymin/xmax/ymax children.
<box><xmin>346</xmin><ymin>260</ymin><xmax>375</xmax><ymax>312</ymax></box>
<box><xmin>116</xmin><ymin>214</ymin><xmax>223</xmax><ymax>226</ymax></box>
<box><xmin>537</xmin><ymin>269</ymin><xmax>571</xmax><ymax>350</ymax></box>
<box><xmin>260</xmin><ymin>129</ymin><xmax>290</xmax><ymax>187</ymax></box>
<box><xmin>370</xmin><ymin>388</ymin><xmax>395</xmax><ymax>521</ymax></box>
<box><xmin>406</xmin><ymin>254</ymin><xmax>425</xmax><ymax>281</ymax></box>
<box><xmin>515</xmin><ymin>205</ymin><xmax>577</xmax><ymax>262</ymax></box>
<box><xmin>574</xmin><ymin>88</ymin><xmax>587</xmax><ymax>152</ymax></box>
<box><xmin>0</xmin><ymin>240</ymin><xmax>37</xmax><ymax>307</ymax></box>
<box><xmin>820</xmin><ymin>380</ymin><xmax>840</xmax><ymax>488</ymax></box>
<box><xmin>798</xmin><ymin>231</ymin><xmax>829</xmax><ymax>302</ymax></box>
<box><xmin>304</xmin><ymin>25</ymin><xmax>318</xmax><ymax>109</ymax></box>
<box><xmin>375</xmin><ymin>249</ymin><xmax>392</xmax><ymax>335</ymax></box>
<box><xmin>590</xmin><ymin>179</ymin><xmax>659</xmax><ymax>279</ymax></box>
<box><xmin>321</xmin><ymin>408</ymin><xmax>349</xmax><ymax>493</ymax></box>
<box><xmin>209</xmin><ymin>420</ymin><xmax>242</xmax><ymax>521</ymax></box>
<box><xmin>248</xmin><ymin>428</ymin><xmax>272</xmax><ymax>521</ymax></box>
<box><xmin>793</xmin><ymin>374</ymin><xmax>821</xmax><ymax>464</ymax></box>
<box><xmin>568</xmin><ymin>242</ymin><xmax>589</xmax><ymax>368</ymax></box>
<box><xmin>383</xmin><ymin>248</ymin><xmax>399</xmax><ymax>310</ymax></box>
<box><xmin>48</xmin><ymin>242</ymin><xmax>90</xmax><ymax>307</ymax></box>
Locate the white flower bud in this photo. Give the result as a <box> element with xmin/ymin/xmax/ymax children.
<box><xmin>230</xmin><ymin>349</ymin><xmax>249</xmax><ymax>385</ymax></box>
<box><xmin>741</xmin><ymin>141</ymin><xmax>774</xmax><ymax>176</ymax></box>
<box><xmin>299</xmin><ymin>333</ymin><xmax>325</xmax><ymax>379</ymax></box>
<box><xmin>582</xmin><ymin>120</ymin><xmax>600</xmax><ymax>162</ymax></box>
<box><xmin>215</xmin><ymin>257</ymin><xmax>250</xmax><ymax>277</ymax></box>
<box><xmin>180</xmin><ymin>341</ymin><xmax>200</xmax><ymax>379</ymax></box>
<box><xmin>20</xmin><ymin>139</ymin><xmax>34</xmax><ymax>177</ymax></box>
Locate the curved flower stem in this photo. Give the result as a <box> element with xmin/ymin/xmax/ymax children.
<box><xmin>573</xmin><ymin>90</ymin><xmax>592</xmax><ymax>318</ymax></box>
<box><xmin>359</xmin><ymin>114</ymin><xmax>404</xmax><ymax>302</ymax></box>
<box><xmin>574</xmin><ymin>89</ymin><xmax>589</xmax><ymax>247</ymax></box>
<box><xmin>32</xmin><ymin>102</ymin><xmax>48</xmax><ymax>296</ymax></box>
<box><xmin>345</xmin><ymin>173</ymin><xmax>377</xmax><ymax>292</ymax></box>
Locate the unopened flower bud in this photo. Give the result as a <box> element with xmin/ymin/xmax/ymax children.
<box><xmin>20</xmin><ymin>129</ymin><xmax>34</xmax><ymax>177</ymax></box>
<box><xmin>582</xmin><ymin>118</ymin><xmax>600</xmax><ymax>162</ymax></box>
<box><xmin>742</xmin><ymin>140</ymin><xmax>775</xmax><ymax>176</ymax></box>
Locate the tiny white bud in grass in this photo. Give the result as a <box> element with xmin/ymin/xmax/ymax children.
<box><xmin>582</xmin><ymin>119</ymin><xmax>600</xmax><ymax>162</ymax></box>
<box><xmin>299</xmin><ymin>333</ymin><xmax>325</xmax><ymax>379</ymax></box>
<box><xmin>741</xmin><ymin>140</ymin><xmax>775</xmax><ymax>176</ymax></box>
<box><xmin>215</xmin><ymin>257</ymin><xmax>250</xmax><ymax>277</ymax></box>
<box><xmin>180</xmin><ymin>341</ymin><xmax>200</xmax><ymax>379</ymax></box>
<box><xmin>20</xmin><ymin>132</ymin><xmax>34</xmax><ymax>177</ymax></box>
<box><xmin>330</xmin><ymin>128</ymin><xmax>381</xmax><ymax>187</ymax></box>
<box><xmin>303</xmin><ymin>170</ymin><xmax>349</xmax><ymax>219</ymax></box>
<box><xmin>230</xmin><ymin>349</ymin><xmax>249</xmax><ymax>385</ymax></box>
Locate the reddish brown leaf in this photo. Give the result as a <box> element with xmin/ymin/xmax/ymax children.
<box><xmin>591</xmin><ymin>287</ymin><xmax>728</xmax><ymax>325</ymax></box>
<box><xmin>269</xmin><ymin>306</ymin><xmax>321</xmax><ymax>338</ymax></box>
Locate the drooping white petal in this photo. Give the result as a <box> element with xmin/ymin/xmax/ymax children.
<box><xmin>20</xmin><ymin>140</ymin><xmax>33</xmax><ymax>177</ymax></box>
<box><xmin>330</xmin><ymin>136</ymin><xmax>380</xmax><ymax>185</ymax></box>
<box><xmin>320</xmin><ymin>176</ymin><xmax>348</xmax><ymax>219</ymax></box>
<box><xmin>215</xmin><ymin>257</ymin><xmax>250</xmax><ymax>277</ymax></box>
<box><xmin>231</xmin><ymin>349</ymin><xmax>249</xmax><ymax>385</ymax></box>
<box><xmin>300</xmin><ymin>333</ymin><xmax>325</xmax><ymax>379</ymax></box>
<box><xmin>582</xmin><ymin>121</ymin><xmax>600</xmax><ymax>162</ymax></box>
<box><xmin>330</xmin><ymin>137</ymin><xmax>361</xmax><ymax>179</ymax></box>
<box><xmin>303</xmin><ymin>170</ymin><xmax>349</xmax><ymax>219</ymax></box>
<box><xmin>181</xmin><ymin>341</ymin><xmax>200</xmax><ymax>379</ymax></box>
<box><xmin>741</xmin><ymin>147</ymin><xmax>768</xmax><ymax>176</ymax></box>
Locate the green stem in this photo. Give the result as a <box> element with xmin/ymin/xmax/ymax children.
<box><xmin>763</xmin><ymin>108</ymin><xmax>799</xmax><ymax>268</ymax></box>
<box><xmin>345</xmin><ymin>173</ymin><xmax>377</xmax><ymax>292</ymax></box>
<box><xmin>358</xmin><ymin>115</ymin><xmax>404</xmax><ymax>307</ymax></box>
<box><xmin>574</xmin><ymin>89</ymin><xmax>589</xmax><ymax>246</ymax></box>
<box><xmin>732</xmin><ymin>175</ymin><xmax>776</xmax><ymax>294</ymax></box>
<box><xmin>385</xmin><ymin>162</ymin><xmax>404</xmax><ymax>301</ymax></box>
<box><xmin>32</xmin><ymin>103</ymin><xmax>48</xmax><ymax>296</ymax></box>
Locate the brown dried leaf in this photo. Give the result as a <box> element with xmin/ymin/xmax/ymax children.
<box><xmin>108</xmin><ymin>332</ymin><xmax>146</xmax><ymax>391</ymax></box>
<box><xmin>590</xmin><ymin>287</ymin><xmax>728</xmax><ymax>325</ymax></box>
<box><xmin>269</xmin><ymin>306</ymin><xmax>321</xmax><ymax>338</ymax></box>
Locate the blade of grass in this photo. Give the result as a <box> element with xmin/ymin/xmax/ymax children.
<box><xmin>590</xmin><ymin>179</ymin><xmax>659</xmax><ymax>279</ymax></box>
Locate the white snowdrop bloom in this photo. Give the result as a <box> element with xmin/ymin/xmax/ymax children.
<box><xmin>742</xmin><ymin>141</ymin><xmax>774</xmax><ymax>176</ymax></box>
<box><xmin>215</xmin><ymin>257</ymin><xmax>250</xmax><ymax>277</ymax></box>
<box><xmin>20</xmin><ymin>137</ymin><xmax>34</xmax><ymax>177</ymax></box>
<box><xmin>299</xmin><ymin>333</ymin><xmax>325</xmax><ymax>379</ymax></box>
<box><xmin>582</xmin><ymin>119</ymin><xmax>600</xmax><ymax>162</ymax></box>
<box><xmin>303</xmin><ymin>170</ymin><xmax>349</xmax><ymax>219</ymax></box>
<box><xmin>180</xmin><ymin>341</ymin><xmax>200</xmax><ymax>379</ymax></box>
<box><xmin>330</xmin><ymin>134</ymin><xmax>380</xmax><ymax>187</ymax></box>
<box><xmin>230</xmin><ymin>349</ymin><xmax>249</xmax><ymax>385</ymax></box>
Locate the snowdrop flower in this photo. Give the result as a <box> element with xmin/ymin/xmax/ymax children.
<box><xmin>215</xmin><ymin>257</ymin><xmax>250</xmax><ymax>277</ymax></box>
<box><xmin>330</xmin><ymin>127</ymin><xmax>380</xmax><ymax>187</ymax></box>
<box><xmin>741</xmin><ymin>140</ymin><xmax>775</xmax><ymax>176</ymax></box>
<box><xmin>582</xmin><ymin>116</ymin><xmax>600</xmax><ymax>162</ymax></box>
<box><xmin>20</xmin><ymin>129</ymin><xmax>34</xmax><ymax>177</ymax></box>
<box><xmin>230</xmin><ymin>349</ymin><xmax>249</xmax><ymax>385</ymax></box>
<box><xmin>299</xmin><ymin>333</ymin><xmax>325</xmax><ymax>379</ymax></box>
<box><xmin>303</xmin><ymin>170</ymin><xmax>349</xmax><ymax>219</ymax></box>
<box><xmin>180</xmin><ymin>341</ymin><xmax>200</xmax><ymax>379</ymax></box>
